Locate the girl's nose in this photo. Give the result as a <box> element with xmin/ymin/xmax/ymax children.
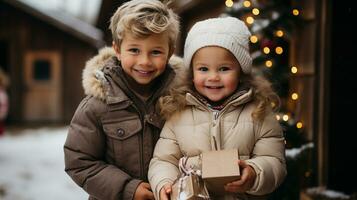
<box><xmin>208</xmin><ymin>72</ymin><xmax>220</xmax><ymax>81</ymax></box>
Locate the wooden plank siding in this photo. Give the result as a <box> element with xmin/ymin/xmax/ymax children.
<box><xmin>0</xmin><ymin>1</ymin><xmax>103</xmax><ymax>123</ymax></box>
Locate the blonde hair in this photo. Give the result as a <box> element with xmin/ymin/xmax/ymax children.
<box><xmin>109</xmin><ymin>0</ymin><xmax>180</xmax><ymax>51</ymax></box>
<box><xmin>246</xmin><ymin>74</ymin><xmax>280</xmax><ymax>121</ymax></box>
<box><xmin>158</xmin><ymin>68</ymin><xmax>190</xmax><ymax>119</ymax></box>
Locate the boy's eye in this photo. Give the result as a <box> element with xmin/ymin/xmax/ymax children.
<box><xmin>152</xmin><ymin>50</ymin><xmax>163</xmax><ymax>56</ymax></box>
<box><xmin>128</xmin><ymin>48</ymin><xmax>140</xmax><ymax>54</ymax></box>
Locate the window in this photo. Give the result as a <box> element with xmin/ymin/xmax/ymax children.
<box><xmin>33</xmin><ymin>59</ymin><xmax>51</xmax><ymax>81</ymax></box>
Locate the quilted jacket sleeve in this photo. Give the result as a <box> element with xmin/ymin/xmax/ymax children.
<box><xmin>148</xmin><ymin>118</ymin><xmax>182</xmax><ymax>199</ymax></box>
<box><xmin>64</xmin><ymin>96</ymin><xmax>141</xmax><ymax>200</ymax></box>
<box><xmin>245</xmin><ymin>111</ymin><xmax>287</xmax><ymax>195</ymax></box>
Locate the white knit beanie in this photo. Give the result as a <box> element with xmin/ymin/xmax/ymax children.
<box><xmin>184</xmin><ymin>17</ymin><xmax>252</xmax><ymax>74</ymax></box>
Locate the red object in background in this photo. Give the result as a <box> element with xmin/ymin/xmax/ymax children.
<box><xmin>0</xmin><ymin>121</ymin><xmax>4</xmax><ymax>136</ymax></box>
<box><xmin>260</xmin><ymin>38</ymin><xmax>276</xmax><ymax>49</ymax></box>
<box><xmin>0</xmin><ymin>88</ymin><xmax>8</xmax><ymax>136</ymax></box>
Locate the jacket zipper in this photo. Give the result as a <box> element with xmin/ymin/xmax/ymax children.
<box><xmin>213</xmin><ymin>111</ymin><xmax>219</xmax><ymax>121</ymax></box>
<box><xmin>134</xmin><ymin>103</ymin><xmax>145</xmax><ymax>180</ymax></box>
<box><xmin>139</xmin><ymin>119</ymin><xmax>144</xmax><ymax>179</ymax></box>
<box><xmin>110</xmin><ymin>68</ymin><xmax>164</xmax><ymax>180</ymax></box>
<box><xmin>139</xmin><ymin>107</ymin><xmax>149</xmax><ymax>180</ymax></box>
<box><xmin>130</xmin><ymin>103</ymin><xmax>145</xmax><ymax>179</ymax></box>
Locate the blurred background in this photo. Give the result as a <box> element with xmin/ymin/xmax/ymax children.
<box><xmin>0</xmin><ymin>0</ymin><xmax>356</xmax><ymax>199</ymax></box>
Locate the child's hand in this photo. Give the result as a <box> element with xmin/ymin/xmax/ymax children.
<box><xmin>224</xmin><ymin>160</ymin><xmax>256</xmax><ymax>193</ymax></box>
<box><xmin>134</xmin><ymin>182</ymin><xmax>155</xmax><ymax>200</ymax></box>
<box><xmin>159</xmin><ymin>183</ymin><xmax>172</xmax><ymax>200</ymax></box>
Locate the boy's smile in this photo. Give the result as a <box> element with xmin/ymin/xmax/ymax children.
<box><xmin>113</xmin><ymin>32</ymin><xmax>171</xmax><ymax>85</ymax></box>
<box><xmin>192</xmin><ymin>46</ymin><xmax>242</xmax><ymax>102</ymax></box>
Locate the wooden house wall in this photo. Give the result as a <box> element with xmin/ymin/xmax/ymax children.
<box><xmin>0</xmin><ymin>2</ymin><xmax>98</xmax><ymax>123</ymax></box>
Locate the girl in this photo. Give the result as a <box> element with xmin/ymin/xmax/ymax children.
<box><xmin>148</xmin><ymin>17</ymin><xmax>286</xmax><ymax>200</ymax></box>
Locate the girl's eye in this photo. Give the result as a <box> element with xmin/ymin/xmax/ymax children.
<box><xmin>219</xmin><ymin>66</ymin><xmax>230</xmax><ymax>71</ymax></box>
<box><xmin>129</xmin><ymin>48</ymin><xmax>140</xmax><ymax>54</ymax></box>
<box><xmin>197</xmin><ymin>66</ymin><xmax>208</xmax><ymax>72</ymax></box>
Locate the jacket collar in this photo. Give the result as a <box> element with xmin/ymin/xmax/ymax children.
<box><xmin>104</xmin><ymin>57</ymin><xmax>175</xmax><ymax>107</ymax></box>
<box><xmin>186</xmin><ymin>86</ymin><xmax>254</xmax><ymax>111</ymax></box>
<box><xmin>82</xmin><ymin>47</ymin><xmax>183</xmax><ymax>103</ymax></box>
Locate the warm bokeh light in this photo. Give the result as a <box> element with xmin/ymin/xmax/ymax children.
<box><xmin>265</xmin><ymin>60</ymin><xmax>273</xmax><ymax>67</ymax></box>
<box><xmin>250</xmin><ymin>35</ymin><xmax>258</xmax><ymax>43</ymax></box>
<box><xmin>252</xmin><ymin>8</ymin><xmax>260</xmax><ymax>15</ymax></box>
<box><xmin>225</xmin><ymin>0</ymin><xmax>234</xmax><ymax>7</ymax></box>
<box><xmin>292</xmin><ymin>9</ymin><xmax>300</xmax><ymax>16</ymax></box>
<box><xmin>291</xmin><ymin>66</ymin><xmax>298</xmax><ymax>73</ymax></box>
<box><xmin>275</xmin><ymin>30</ymin><xmax>284</xmax><ymax>37</ymax></box>
<box><xmin>263</xmin><ymin>47</ymin><xmax>270</xmax><ymax>54</ymax></box>
<box><xmin>297</xmin><ymin>122</ymin><xmax>303</xmax><ymax>129</ymax></box>
<box><xmin>246</xmin><ymin>16</ymin><xmax>254</xmax><ymax>24</ymax></box>
<box><xmin>243</xmin><ymin>0</ymin><xmax>251</xmax><ymax>7</ymax></box>
<box><xmin>283</xmin><ymin>114</ymin><xmax>289</xmax><ymax>121</ymax></box>
<box><xmin>291</xmin><ymin>93</ymin><xmax>298</xmax><ymax>100</ymax></box>
<box><xmin>275</xmin><ymin>46</ymin><xmax>283</xmax><ymax>54</ymax></box>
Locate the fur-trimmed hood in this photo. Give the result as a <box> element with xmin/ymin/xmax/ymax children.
<box><xmin>158</xmin><ymin>81</ymin><xmax>254</xmax><ymax>120</ymax></box>
<box><xmin>82</xmin><ymin>47</ymin><xmax>185</xmax><ymax>101</ymax></box>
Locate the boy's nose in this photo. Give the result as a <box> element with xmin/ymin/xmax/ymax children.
<box><xmin>138</xmin><ymin>54</ymin><xmax>152</xmax><ymax>67</ymax></box>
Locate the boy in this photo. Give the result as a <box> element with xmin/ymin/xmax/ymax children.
<box><xmin>64</xmin><ymin>0</ymin><xmax>181</xmax><ymax>199</ymax></box>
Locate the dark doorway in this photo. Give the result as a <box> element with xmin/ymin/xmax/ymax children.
<box><xmin>0</xmin><ymin>40</ymin><xmax>9</xmax><ymax>73</ymax></box>
<box><xmin>328</xmin><ymin>2</ymin><xmax>356</xmax><ymax>195</ymax></box>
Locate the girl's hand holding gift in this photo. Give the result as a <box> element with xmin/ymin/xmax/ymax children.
<box><xmin>224</xmin><ymin>160</ymin><xmax>257</xmax><ymax>193</ymax></box>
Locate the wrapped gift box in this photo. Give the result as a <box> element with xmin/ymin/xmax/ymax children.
<box><xmin>201</xmin><ymin>149</ymin><xmax>240</xmax><ymax>195</ymax></box>
<box><xmin>171</xmin><ymin>173</ymin><xmax>210</xmax><ymax>200</ymax></box>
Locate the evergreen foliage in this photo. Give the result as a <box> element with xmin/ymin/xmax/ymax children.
<box><xmin>224</xmin><ymin>1</ymin><xmax>311</xmax><ymax>199</ymax></box>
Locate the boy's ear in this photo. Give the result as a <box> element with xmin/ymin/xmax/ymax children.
<box><xmin>112</xmin><ymin>41</ymin><xmax>121</xmax><ymax>59</ymax></box>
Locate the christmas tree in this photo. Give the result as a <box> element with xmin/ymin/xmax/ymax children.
<box><xmin>223</xmin><ymin>0</ymin><xmax>313</xmax><ymax>199</ymax></box>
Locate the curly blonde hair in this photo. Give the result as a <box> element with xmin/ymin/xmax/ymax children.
<box><xmin>248</xmin><ymin>74</ymin><xmax>280</xmax><ymax>121</ymax></box>
<box><xmin>109</xmin><ymin>0</ymin><xmax>180</xmax><ymax>52</ymax></box>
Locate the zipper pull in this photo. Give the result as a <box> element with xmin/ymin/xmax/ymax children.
<box><xmin>214</xmin><ymin>111</ymin><xmax>219</xmax><ymax>120</ymax></box>
<box><xmin>213</xmin><ymin>111</ymin><xmax>219</xmax><ymax>120</ymax></box>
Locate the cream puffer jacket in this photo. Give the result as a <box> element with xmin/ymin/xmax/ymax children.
<box><xmin>148</xmin><ymin>89</ymin><xmax>286</xmax><ymax>200</ymax></box>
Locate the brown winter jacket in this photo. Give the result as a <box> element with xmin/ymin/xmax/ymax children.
<box><xmin>64</xmin><ymin>47</ymin><xmax>184</xmax><ymax>200</ymax></box>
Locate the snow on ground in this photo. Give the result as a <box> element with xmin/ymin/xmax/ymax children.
<box><xmin>0</xmin><ymin>126</ymin><xmax>88</xmax><ymax>200</ymax></box>
<box><xmin>306</xmin><ymin>187</ymin><xmax>351</xmax><ymax>199</ymax></box>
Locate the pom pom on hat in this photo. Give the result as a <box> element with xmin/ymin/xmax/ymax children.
<box><xmin>184</xmin><ymin>17</ymin><xmax>252</xmax><ymax>74</ymax></box>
